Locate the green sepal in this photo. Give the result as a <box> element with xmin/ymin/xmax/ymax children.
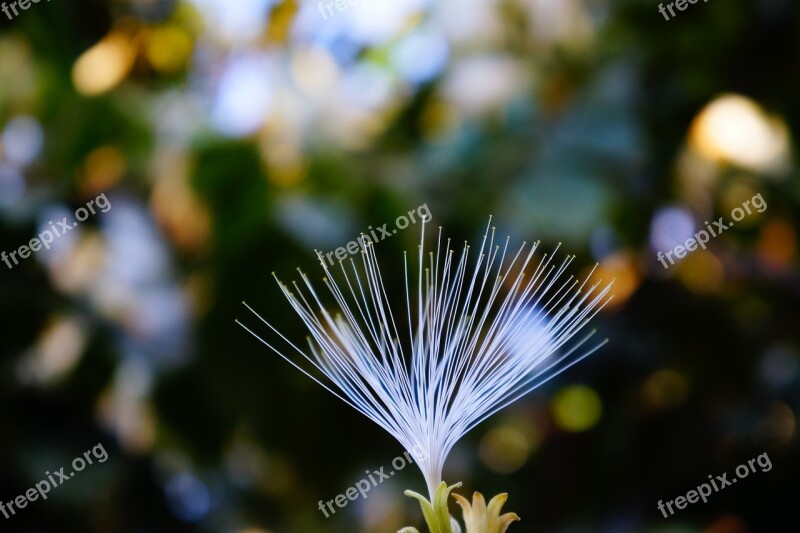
<box><xmin>403</xmin><ymin>481</ymin><xmax>463</xmax><ymax>533</ymax></box>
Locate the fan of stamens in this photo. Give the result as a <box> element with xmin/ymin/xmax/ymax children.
<box><xmin>238</xmin><ymin>219</ymin><xmax>613</xmax><ymax>498</ymax></box>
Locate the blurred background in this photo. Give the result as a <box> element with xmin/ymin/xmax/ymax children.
<box><xmin>1</xmin><ymin>0</ymin><xmax>799</xmax><ymax>531</ymax></box>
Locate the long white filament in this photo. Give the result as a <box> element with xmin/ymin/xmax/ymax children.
<box><xmin>237</xmin><ymin>219</ymin><xmax>614</xmax><ymax>499</ymax></box>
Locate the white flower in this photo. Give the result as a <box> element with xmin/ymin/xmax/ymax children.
<box><xmin>238</xmin><ymin>219</ymin><xmax>613</xmax><ymax>498</ymax></box>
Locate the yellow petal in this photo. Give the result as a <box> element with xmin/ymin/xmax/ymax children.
<box><xmin>497</xmin><ymin>513</ymin><xmax>521</xmax><ymax>533</ymax></box>
<box><xmin>486</xmin><ymin>493</ymin><xmax>509</xmax><ymax>517</ymax></box>
<box><xmin>454</xmin><ymin>490</ymin><xmax>520</xmax><ymax>533</ymax></box>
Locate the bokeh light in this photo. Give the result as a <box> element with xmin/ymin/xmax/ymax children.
<box><xmin>145</xmin><ymin>24</ymin><xmax>194</xmax><ymax>73</ymax></box>
<box><xmin>674</xmin><ymin>249</ymin><xmax>725</xmax><ymax>294</ymax></box>
<box><xmin>688</xmin><ymin>94</ymin><xmax>792</xmax><ymax>175</ymax></box>
<box><xmin>72</xmin><ymin>31</ymin><xmax>136</xmax><ymax>96</ymax></box>
<box><xmin>1</xmin><ymin>115</ymin><xmax>44</xmax><ymax>166</ymax></box>
<box><xmin>16</xmin><ymin>315</ymin><xmax>87</xmax><ymax>386</ymax></box>
<box><xmin>81</xmin><ymin>145</ymin><xmax>126</xmax><ymax>196</ymax></box>
<box><xmin>479</xmin><ymin>420</ymin><xmax>541</xmax><ymax>474</ymax></box>
<box><xmin>757</xmin><ymin>218</ymin><xmax>797</xmax><ymax>268</ymax></box>
<box><xmin>0</xmin><ymin>162</ymin><xmax>26</xmax><ymax>208</ymax></box>
<box><xmin>164</xmin><ymin>471</ymin><xmax>213</xmax><ymax>522</ymax></box>
<box><xmin>649</xmin><ymin>206</ymin><xmax>696</xmax><ymax>256</ymax></box>
<box><xmin>552</xmin><ymin>385</ymin><xmax>602</xmax><ymax>433</ymax></box>
<box><xmin>641</xmin><ymin>369</ymin><xmax>689</xmax><ymax>412</ymax></box>
<box><xmin>212</xmin><ymin>54</ymin><xmax>276</xmax><ymax>137</ymax></box>
<box><xmin>588</xmin><ymin>251</ymin><xmax>640</xmax><ymax>310</ymax></box>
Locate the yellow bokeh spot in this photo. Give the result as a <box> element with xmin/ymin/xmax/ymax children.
<box><xmin>761</xmin><ymin>402</ymin><xmax>795</xmax><ymax>447</ymax></box>
<box><xmin>642</xmin><ymin>369</ymin><xmax>688</xmax><ymax>411</ymax></box>
<box><xmin>688</xmin><ymin>94</ymin><xmax>791</xmax><ymax>175</ymax></box>
<box><xmin>706</xmin><ymin>515</ymin><xmax>747</xmax><ymax>533</ymax></box>
<box><xmin>420</xmin><ymin>100</ymin><xmax>461</xmax><ymax>143</ymax></box>
<box><xmin>720</xmin><ymin>179</ymin><xmax>765</xmax><ymax>228</ymax></box>
<box><xmin>584</xmin><ymin>251</ymin><xmax>639</xmax><ymax>311</ymax></box>
<box><xmin>16</xmin><ymin>315</ymin><xmax>86</xmax><ymax>386</ymax></box>
<box><xmin>263</xmin><ymin>142</ymin><xmax>307</xmax><ymax>187</ymax></box>
<box><xmin>552</xmin><ymin>385</ymin><xmax>602</xmax><ymax>432</ymax></box>
<box><xmin>674</xmin><ymin>249</ymin><xmax>725</xmax><ymax>294</ymax></box>
<box><xmin>758</xmin><ymin>219</ymin><xmax>797</xmax><ymax>268</ymax></box>
<box><xmin>266</xmin><ymin>0</ymin><xmax>297</xmax><ymax>44</ymax></box>
<box><xmin>479</xmin><ymin>421</ymin><xmax>540</xmax><ymax>474</ymax></box>
<box><xmin>150</xmin><ymin>170</ymin><xmax>211</xmax><ymax>253</ymax></box>
<box><xmin>146</xmin><ymin>25</ymin><xmax>193</xmax><ymax>74</ymax></box>
<box><xmin>290</xmin><ymin>47</ymin><xmax>340</xmax><ymax>102</ymax></box>
<box><xmin>97</xmin><ymin>388</ymin><xmax>157</xmax><ymax>454</ymax></box>
<box><xmin>72</xmin><ymin>31</ymin><xmax>136</xmax><ymax>96</ymax></box>
<box><xmin>81</xmin><ymin>145</ymin><xmax>126</xmax><ymax>196</ymax></box>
